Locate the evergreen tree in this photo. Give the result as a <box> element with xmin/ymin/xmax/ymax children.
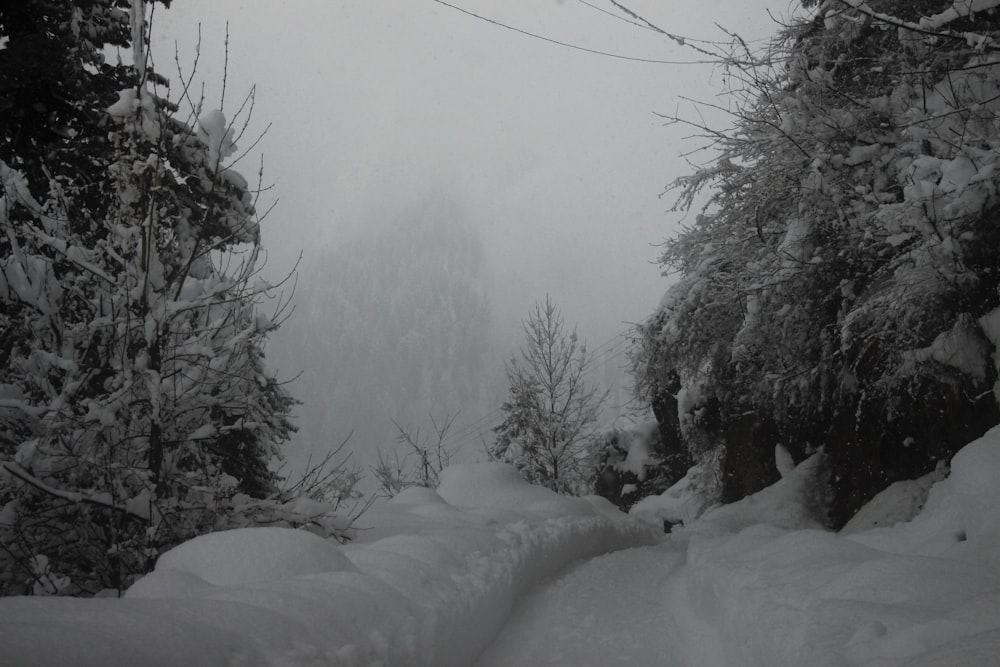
<box><xmin>0</xmin><ymin>0</ymin><xmax>297</xmax><ymax>595</ymax></box>
<box><xmin>492</xmin><ymin>297</ymin><xmax>608</xmax><ymax>494</ymax></box>
<box><xmin>1</xmin><ymin>0</ymin><xmax>136</xmax><ymax>375</ymax></box>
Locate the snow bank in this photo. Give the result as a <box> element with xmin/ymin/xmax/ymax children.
<box><xmin>694</xmin><ymin>452</ymin><xmax>826</xmax><ymax>533</ymax></box>
<box><xmin>628</xmin><ymin>442</ymin><xmax>827</xmax><ymax>532</ymax></box>
<box><xmin>678</xmin><ymin>425</ymin><xmax>1000</xmax><ymax>666</ymax></box>
<box><xmin>628</xmin><ymin>451</ymin><xmax>723</xmax><ymax>526</ymax></box>
<box><xmin>0</xmin><ymin>463</ymin><xmax>655</xmax><ymax>666</ymax></box>
<box><xmin>629</xmin><ymin>464</ymin><xmax>704</xmax><ymax>526</ymax></box>
<box><xmin>125</xmin><ymin>526</ymin><xmax>359</xmax><ymax>597</ymax></box>
<box><xmin>840</xmin><ymin>465</ymin><xmax>945</xmax><ymax>536</ymax></box>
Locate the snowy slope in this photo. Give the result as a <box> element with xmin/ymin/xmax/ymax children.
<box><xmin>476</xmin><ymin>543</ymin><xmax>718</xmax><ymax>666</ymax></box>
<box><xmin>0</xmin><ymin>463</ymin><xmax>655</xmax><ymax>666</ymax></box>
<box><xmin>479</xmin><ymin>427</ymin><xmax>1000</xmax><ymax>667</ymax></box>
<box><xmin>4</xmin><ymin>429</ymin><xmax>1000</xmax><ymax>666</ymax></box>
<box><xmin>646</xmin><ymin>425</ymin><xmax>1000</xmax><ymax>666</ymax></box>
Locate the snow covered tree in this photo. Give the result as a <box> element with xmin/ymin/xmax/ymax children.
<box><xmin>0</xmin><ymin>0</ymin><xmax>298</xmax><ymax>595</ymax></box>
<box><xmin>632</xmin><ymin>0</ymin><xmax>1000</xmax><ymax>525</ymax></box>
<box><xmin>492</xmin><ymin>297</ymin><xmax>608</xmax><ymax>495</ymax></box>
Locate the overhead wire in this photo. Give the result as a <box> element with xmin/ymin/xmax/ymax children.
<box><xmin>442</xmin><ymin>407</ymin><xmax>504</xmax><ymax>446</ymax></box>
<box><xmin>427</xmin><ymin>0</ymin><xmax>718</xmax><ymax>65</ymax></box>
<box><xmin>416</xmin><ymin>1</ymin><xmax>705</xmax><ymax>444</ymax></box>
<box><xmin>586</xmin><ymin>333</ymin><xmax>630</xmax><ymax>368</ymax></box>
<box><xmin>577</xmin><ymin>0</ymin><xmax>748</xmax><ymax>48</ymax></box>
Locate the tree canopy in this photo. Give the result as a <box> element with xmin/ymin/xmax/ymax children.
<box><xmin>631</xmin><ymin>0</ymin><xmax>1000</xmax><ymax>525</ymax></box>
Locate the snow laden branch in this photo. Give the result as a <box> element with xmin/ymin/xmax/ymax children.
<box><xmin>633</xmin><ymin>0</ymin><xmax>1000</xmax><ymax>527</ymax></box>
<box><xmin>833</xmin><ymin>0</ymin><xmax>1000</xmax><ymax>51</ymax></box>
<box><xmin>0</xmin><ymin>0</ymin><xmax>309</xmax><ymax>597</ymax></box>
<box><xmin>2</xmin><ymin>463</ymin><xmax>150</xmax><ymax>523</ymax></box>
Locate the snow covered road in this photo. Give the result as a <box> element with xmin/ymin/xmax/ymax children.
<box><xmin>477</xmin><ymin>543</ymin><xmax>726</xmax><ymax>667</ymax></box>
<box><xmin>482</xmin><ymin>425</ymin><xmax>1000</xmax><ymax>666</ymax></box>
<box><xmin>6</xmin><ymin>427</ymin><xmax>1000</xmax><ymax>665</ymax></box>
<box><xmin>0</xmin><ymin>464</ymin><xmax>657</xmax><ymax>666</ymax></box>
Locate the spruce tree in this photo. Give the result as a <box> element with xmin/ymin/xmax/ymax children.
<box><xmin>0</xmin><ymin>0</ymin><xmax>297</xmax><ymax>595</ymax></box>
<box><xmin>492</xmin><ymin>297</ymin><xmax>608</xmax><ymax>495</ymax></box>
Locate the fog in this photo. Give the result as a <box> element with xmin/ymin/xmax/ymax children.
<box><xmin>150</xmin><ymin>0</ymin><xmax>787</xmax><ymax>480</ymax></box>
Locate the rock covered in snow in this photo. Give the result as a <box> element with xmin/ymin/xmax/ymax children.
<box><xmin>127</xmin><ymin>527</ymin><xmax>358</xmax><ymax>597</ymax></box>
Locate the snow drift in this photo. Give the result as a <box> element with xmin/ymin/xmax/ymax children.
<box><xmin>671</xmin><ymin>425</ymin><xmax>1000</xmax><ymax>666</ymax></box>
<box><xmin>0</xmin><ymin>462</ymin><xmax>655</xmax><ymax>666</ymax></box>
<box><xmin>6</xmin><ymin>428</ymin><xmax>1000</xmax><ymax>666</ymax></box>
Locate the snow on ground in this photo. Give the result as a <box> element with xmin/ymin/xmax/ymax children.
<box><xmin>5</xmin><ymin>429</ymin><xmax>1000</xmax><ymax>666</ymax></box>
<box><xmin>480</xmin><ymin>427</ymin><xmax>1000</xmax><ymax>667</ymax></box>
<box><xmin>629</xmin><ymin>424</ymin><xmax>1000</xmax><ymax>666</ymax></box>
<box><xmin>476</xmin><ymin>543</ymin><xmax>712</xmax><ymax>666</ymax></box>
<box><xmin>0</xmin><ymin>462</ymin><xmax>655</xmax><ymax>667</ymax></box>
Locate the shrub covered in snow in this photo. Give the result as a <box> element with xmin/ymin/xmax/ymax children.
<box><xmin>591</xmin><ymin>420</ymin><xmax>692</xmax><ymax>510</ymax></box>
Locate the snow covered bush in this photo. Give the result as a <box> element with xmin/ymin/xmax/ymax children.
<box><xmin>591</xmin><ymin>420</ymin><xmax>691</xmax><ymax>510</ymax></box>
<box><xmin>632</xmin><ymin>0</ymin><xmax>1000</xmax><ymax>526</ymax></box>
<box><xmin>0</xmin><ymin>0</ymin><xmax>302</xmax><ymax>595</ymax></box>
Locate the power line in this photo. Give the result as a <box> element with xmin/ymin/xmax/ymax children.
<box><xmin>428</xmin><ymin>0</ymin><xmax>716</xmax><ymax>65</ymax></box>
<box><xmin>590</xmin><ymin>332</ymin><xmax>630</xmax><ymax>360</ymax></box>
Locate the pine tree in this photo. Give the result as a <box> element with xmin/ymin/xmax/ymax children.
<box><xmin>0</xmin><ymin>0</ymin><xmax>297</xmax><ymax>595</ymax></box>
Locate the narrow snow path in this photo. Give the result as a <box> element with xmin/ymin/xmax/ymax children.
<box><xmin>475</xmin><ymin>541</ymin><xmax>727</xmax><ymax>667</ymax></box>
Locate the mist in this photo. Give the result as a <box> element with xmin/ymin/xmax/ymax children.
<box><xmin>149</xmin><ymin>0</ymin><xmax>786</xmax><ymax>479</ymax></box>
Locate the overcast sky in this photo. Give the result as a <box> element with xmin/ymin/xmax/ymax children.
<box><xmin>149</xmin><ymin>1</ymin><xmax>794</xmax><ymax>471</ymax></box>
<box><xmin>152</xmin><ymin>0</ymin><xmax>791</xmax><ymax>343</ymax></box>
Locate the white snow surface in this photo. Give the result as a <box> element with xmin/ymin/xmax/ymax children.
<box><xmin>675</xmin><ymin>426</ymin><xmax>1000</xmax><ymax>666</ymax></box>
<box><xmin>0</xmin><ymin>462</ymin><xmax>655</xmax><ymax>667</ymax></box>
<box><xmin>481</xmin><ymin>429</ymin><xmax>1000</xmax><ymax>666</ymax></box>
<box><xmin>774</xmin><ymin>444</ymin><xmax>796</xmax><ymax>478</ymax></box>
<box><xmin>5</xmin><ymin>428</ymin><xmax>1000</xmax><ymax>666</ymax></box>
<box><xmin>197</xmin><ymin>109</ymin><xmax>237</xmax><ymax>167</ymax></box>
<box><xmin>476</xmin><ymin>544</ymin><xmax>701</xmax><ymax>666</ymax></box>
<box><xmin>618</xmin><ymin>421</ymin><xmax>660</xmax><ymax>479</ymax></box>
